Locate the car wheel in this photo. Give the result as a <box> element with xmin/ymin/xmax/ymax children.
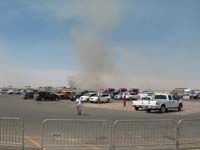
<box><xmin>146</xmin><ymin>109</ymin><xmax>151</xmax><ymax>113</ymax></box>
<box><xmin>135</xmin><ymin>106</ymin><xmax>139</xmax><ymax>111</ymax></box>
<box><xmin>178</xmin><ymin>104</ymin><xmax>183</xmax><ymax>111</ymax></box>
<box><xmin>107</xmin><ymin>99</ymin><xmax>110</xmax><ymax>103</ymax></box>
<box><xmin>160</xmin><ymin>105</ymin><xmax>166</xmax><ymax>113</ymax></box>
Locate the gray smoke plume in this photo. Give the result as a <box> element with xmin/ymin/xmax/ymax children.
<box><xmin>69</xmin><ymin>0</ymin><xmax>122</xmax><ymax>89</ymax></box>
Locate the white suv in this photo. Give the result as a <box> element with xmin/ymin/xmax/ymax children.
<box><xmin>122</xmin><ymin>92</ymin><xmax>138</xmax><ymax>100</ymax></box>
<box><xmin>89</xmin><ymin>94</ymin><xmax>111</xmax><ymax>103</ymax></box>
<box><xmin>80</xmin><ymin>93</ymin><xmax>97</xmax><ymax>102</ymax></box>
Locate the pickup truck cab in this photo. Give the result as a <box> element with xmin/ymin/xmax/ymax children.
<box><xmin>133</xmin><ymin>93</ymin><xmax>183</xmax><ymax>113</ymax></box>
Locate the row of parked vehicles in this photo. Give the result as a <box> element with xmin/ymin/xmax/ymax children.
<box><xmin>0</xmin><ymin>89</ymin><xmax>25</xmax><ymax>95</ymax></box>
<box><xmin>21</xmin><ymin>88</ymin><xmax>140</xmax><ymax>103</ymax></box>
<box><xmin>170</xmin><ymin>88</ymin><xmax>200</xmax><ymax>100</ymax></box>
<box><xmin>21</xmin><ymin>90</ymin><xmax>109</xmax><ymax>102</ymax></box>
<box><xmin>22</xmin><ymin>91</ymin><xmax>59</xmax><ymax>101</ymax></box>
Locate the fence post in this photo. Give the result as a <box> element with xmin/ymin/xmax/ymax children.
<box><xmin>176</xmin><ymin>120</ymin><xmax>181</xmax><ymax>150</ymax></box>
<box><xmin>22</xmin><ymin>119</ymin><xmax>25</xmax><ymax>150</ymax></box>
<box><xmin>41</xmin><ymin>119</ymin><xmax>46</xmax><ymax>150</ymax></box>
<box><xmin>111</xmin><ymin>121</ymin><xmax>118</xmax><ymax>150</ymax></box>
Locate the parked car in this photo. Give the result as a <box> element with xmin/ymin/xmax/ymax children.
<box><xmin>22</xmin><ymin>91</ymin><xmax>34</xmax><ymax>99</ymax></box>
<box><xmin>102</xmin><ymin>88</ymin><xmax>115</xmax><ymax>93</ymax></box>
<box><xmin>80</xmin><ymin>93</ymin><xmax>97</xmax><ymax>102</ymax></box>
<box><xmin>0</xmin><ymin>89</ymin><xmax>3</xmax><ymax>95</ymax></box>
<box><xmin>13</xmin><ymin>89</ymin><xmax>21</xmax><ymax>94</ymax></box>
<box><xmin>0</xmin><ymin>89</ymin><xmax>7</xmax><ymax>94</ymax></box>
<box><xmin>114</xmin><ymin>92</ymin><xmax>123</xmax><ymax>100</ymax></box>
<box><xmin>101</xmin><ymin>88</ymin><xmax>115</xmax><ymax>98</ymax></box>
<box><xmin>57</xmin><ymin>91</ymin><xmax>75</xmax><ymax>99</ymax></box>
<box><xmin>115</xmin><ymin>88</ymin><xmax>127</xmax><ymax>93</ymax></box>
<box><xmin>89</xmin><ymin>93</ymin><xmax>111</xmax><ymax>103</ymax></box>
<box><xmin>128</xmin><ymin>88</ymin><xmax>139</xmax><ymax>94</ymax></box>
<box><xmin>122</xmin><ymin>92</ymin><xmax>138</xmax><ymax>100</ymax></box>
<box><xmin>35</xmin><ymin>92</ymin><xmax>59</xmax><ymax>101</ymax></box>
<box><xmin>171</xmin><ymin>91</ymin><xmax>183</xmax><ymax>99</ymax></box>
<box><xmin>113</xmin><ymin>88</ymin><xmax>127</xmax><ymax>98</ymax></box>
<box><xmin>138</xmin><ymin>92</ymin><xmax>155</xmax><ymax>100</ymax></box>
<box><xmin>7</xmin><ymin>90</ymin><xmax>14</xmax><ymax>94</ymax></box>
<box><xmin>172</xmin><ymin>93</ymin><xmax>181</xmax><ymax>100</ymax></box>
<box><xmin>70</xmin><ymin>90</ymin><xmax>89</xmax><ymax>101</ymax></box>
<box><xmin>183</xmin><ymin>89</ymin><xmax>198</xmax><ymax>99</ymax></box>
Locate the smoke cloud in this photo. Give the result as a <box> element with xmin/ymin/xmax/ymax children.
<box><xmin>70</xmin><ymin>0</ymin><xmax>121</xmax><ymax>89</ymax></box>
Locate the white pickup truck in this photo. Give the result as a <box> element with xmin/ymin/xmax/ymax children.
<box><xmin>132</xmin><ymin>93</ymin><xmax>183</xmax><ymax>113</ymax></box>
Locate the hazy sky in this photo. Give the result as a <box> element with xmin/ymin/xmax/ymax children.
<box><xmin>0</xmin><ymin>0</ymin><xmax>200</xmax><ymax>89</ymax></box>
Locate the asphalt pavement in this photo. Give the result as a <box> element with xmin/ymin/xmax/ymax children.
<box><xmin>0</xmin><ymin>95</ymin><xmax>200</xmax><ymax>150</ymax></box>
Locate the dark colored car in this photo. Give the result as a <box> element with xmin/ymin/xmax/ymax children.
<box><xmin>22</xmin><ymin>91</ymin><xmax>34</xmax><ymax>99</ymax></box>
<box><xmin>13</xmin><ymin>90</ymin><xmax>21</xmax><ymax>94</ymax></box>
<box><xmin>35</xmin><ymin>92</ymin><xmax>59</xmax><ymax>101</ymax></box>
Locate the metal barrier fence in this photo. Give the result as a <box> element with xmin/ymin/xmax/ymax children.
<box><xmin>0</xmin><ymin>118</ymin><xmax>196</xmax><ymax>150</ymax></box>
<box><xmin>112</xmin><ymin>119</ymin><xmax>177</xmax><ymax>150</ymax></box>
<box><xmin>177</xmin><ymin>118</ymin><xmax>200</xmax><ymax>148</ymax></box>
<box><xmin>41</xmin><ymin>119</ymin><xmax>111</xmax><ymax>150</ymax></box>
<box><xmin>0</xmin><ymin>117</ymin><xmax>24</xmax><ymax>150</ymax></box>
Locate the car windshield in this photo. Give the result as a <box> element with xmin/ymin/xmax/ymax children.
<box><xmin>130</xmin><ymin>93</ymin><xmax>137</xmax><ymax>95</ymax></box>
<box><xmin>184</xmin><ymin>91</ymin><xmax>190</xmax><ymax>94</ymax></box>
<box><xmin>65</xmin><ymin>92</ymin><xmax>71</xmax><ymax>94</ymax></box>
<box><xmin>84</xmin><ymin>93</ymin><xmax>96</xmax><ymax>96</ymax></box>
<box><xmin>155</xmin><ymin>95</ymin><xmax>167</xmax><ymax>100</ymax></box>
<box><xmin>90</xmin><ymin>94</ymin><xmax>97</xmax><ymax>97</ymax></box>
<box><xmin>147</xmin><ymin>93</ymin><xmax>154</xmax><ymax>96</ymax></box>
<box><xmin>142</xmin><ymin>97</ymin><xmax>151</xmax><ymax>100</ymax></box>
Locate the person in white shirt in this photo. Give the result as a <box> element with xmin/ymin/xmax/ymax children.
<box><xmin>75</xmin><ymin>97</ymin><xmax>82</xmax><ymax>115</ymax></box>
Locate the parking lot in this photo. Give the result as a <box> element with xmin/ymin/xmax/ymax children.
<box><xmin>1</xmin><ymin>95</ymin><xmax>200</xmax><ymax>150</ymax></box>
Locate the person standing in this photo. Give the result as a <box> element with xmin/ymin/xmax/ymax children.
<box><xmin>75</xmin><ymin>97</ymin><xmax>82</xmax><ymax>115</ymax></box>
<box><xmin>123</xmin><ymin>92</ymin><xmax>127</xmax><ymax>107</ymax></box>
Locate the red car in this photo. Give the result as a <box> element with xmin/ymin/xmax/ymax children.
<box><xmin>102</xmin><ymin>88</ymin><xmax>115</xmax><ymax>93</ymax></box>
<box><xmin>57</xmin><ymin>91</ymin><xmax>75</xmax><ymax>99</ymax></box>
<box><xmin>128</xmin><ymin>88</ymin><xmax>139</xmax><ymax>94</ymax></box>
<box><xmin>115</xmin><ymin>88</ymin><xmax>127</xmax><ymax>93</ymax></box>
